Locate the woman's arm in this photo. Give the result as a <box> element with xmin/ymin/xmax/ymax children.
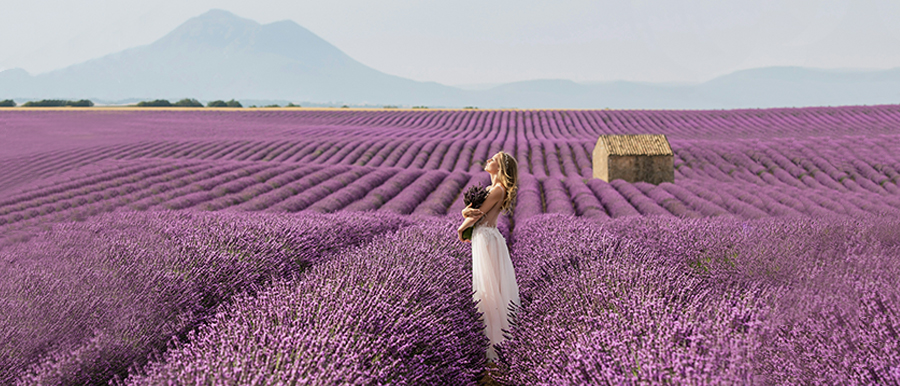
<box><xmin>457</xmin><ymin>216</ymin><xmax>479</xmax><ymax>242</ymax></box>
<box><xmin>477</xmin><ymin>186</ymin><xmax>506</xmax><ymax>214</ymax></box>
<box><xmin>462</xmin><ymin>204</ymin><xmax>483</xmax><ymax>219</ymax></box>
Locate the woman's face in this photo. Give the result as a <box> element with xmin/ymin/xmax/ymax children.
<box><xmin>484</xmin><ymin>153</ymin><xmax>501</xmax><ymax>174</ymax></box>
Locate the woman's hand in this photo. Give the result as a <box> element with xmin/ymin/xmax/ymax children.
<box><xmin>462</xmin><ymin>207</ymin><xmax>484</xmax><ymax>218</ymax></box>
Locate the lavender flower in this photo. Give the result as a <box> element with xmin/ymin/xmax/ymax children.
<box><xmin>460</xmin><ymin>184</ymin><xmax>488</xmax><ymax>240</ymax></box>
<box><xmin>463</xmin><ymin>183</ymin><xmax>488</xmax><ymax>209</ymax></box>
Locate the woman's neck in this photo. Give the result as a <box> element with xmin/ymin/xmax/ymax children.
<box><xmin>489</xmin><ymin>178</ymin><xmax>504</xmax><ymax>193</ymax></box>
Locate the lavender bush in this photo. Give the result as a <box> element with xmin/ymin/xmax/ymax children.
<box><xmin>1</xmin><ymin>209</ymin><xmax>413</xmax><ymax>385</ymax></box>
<box><xmin>123</xmin><ymin>218</ymin><xmax>488</xmax><ymax>385</ymax></box>
<box><xmin>380</xmin><ymin>170</ymin><xmax>448</xmax><ymax>215</ymax></box>
<box><xmin>499</xmin><ymin>213</ymin><xmax>900</xmax><ymax>385</ymax></box>
<box><xmin>413</xmin><ymin>171</ymin><xmax>469</xmax><ymax>216</ymax></box>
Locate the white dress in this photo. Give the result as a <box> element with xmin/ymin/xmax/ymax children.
<box><xmin>471</xmin><ymin>219</ymin><xmax>520</xmax><ymax>361</ymax></box>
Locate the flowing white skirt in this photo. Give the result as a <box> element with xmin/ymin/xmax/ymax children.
<box><xmin>471</xmin><ymin>224</ymin><xmax>520</xmax><ymax>360</ymax></box>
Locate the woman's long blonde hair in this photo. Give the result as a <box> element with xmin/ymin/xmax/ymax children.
<box><xmin>496</xmin><ymin>151</ymin><xmax>518</xmax><ymax>214</ymax></box>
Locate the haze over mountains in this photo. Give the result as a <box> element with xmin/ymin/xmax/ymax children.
<box><xmin>1</xmin><ymin>9</ymin><xmax>899</xmax><ymax>109</ymax></box>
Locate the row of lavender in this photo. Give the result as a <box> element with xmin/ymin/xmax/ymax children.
<box><xmin>0</xmin><ymin>136</ymin><xmax>595</xmax><ymax>190</ymax></box>
<box><xmin>0</xmin><ymin>160</ymin><xmax>466</xmax><ymax>245</ymax></box>
<box><xmin>4</xmin><ymin>130</ymin><xmax>900</xmax><ymax>197</ymax></box>
<box><xmin>1</xmin><ymin>210</ymin><xmax>418</xmax><ymax>385</ymax></box>
<box><xmin>285</xmin><ymin>105</ymin><xmax>900</xmax><ymax>140</ymax></box>
<box><xmin>119</xmin><ymin>216</ymin><xmax>489</xmax><ymax>385</ymax></box>
<box><xmin>7</xmin><ymin>209</ymin><xmax>895</xmax><ymax>384</ymax></box>
<box><xmin>496</xmin><ymin>214</ymin><xmax>900</xmax><ymax>385</ymax></box>
<box><xmin>4</xmin><ymin>106</ymin><xmax>898</xmax><ymax>143</ymax></box>
<box><xmin>4</xmin><ymin>158</ymin><xmax>900</xmax><ymax>246</ymax></box>
<box><xmin>0</xmin><ymin>129</ymin><xmax>900</xmax><ymax>195</ymax></box>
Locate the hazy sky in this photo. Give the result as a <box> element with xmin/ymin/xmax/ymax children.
<box><xmin>3</xmin><ymin>0</ymin><xmax>900</xmax><ymax>86</ymax></box>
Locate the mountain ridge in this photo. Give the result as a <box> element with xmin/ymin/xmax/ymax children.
<box><xmin>2</xmin><ymin>9</ymin><xmax>899</xmax><ymax>109</ymax></box>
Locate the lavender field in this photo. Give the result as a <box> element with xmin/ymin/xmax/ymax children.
<box><xmin>1</xmin><ymin>107</ymin><xmax>899</xmax><ymax>385</ymax></box>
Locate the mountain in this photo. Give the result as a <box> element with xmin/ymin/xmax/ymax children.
<box><xmin>467</xmin><ymin>67</ymin><xmax>900</xmax><ymax>109</ymax></box>
<box><xmin>692</xmin><ymin>66</ymin><xmax>900</xmax><ymax>108</ymax></box>
<box><xmin>1</xmin><ymin>9</ymin><xmax>899</xmax><ymax>109</ymax></box>
<box><xmin>0</xmin><ymin>9</ymin><xmax>471</xmax><ymax>105</ymax></box>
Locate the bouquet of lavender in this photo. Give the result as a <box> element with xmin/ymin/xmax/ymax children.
<box><xmin>461</xmin><ymin>184</ymin><xmax>489</xmax><ymax>240</ymax></box>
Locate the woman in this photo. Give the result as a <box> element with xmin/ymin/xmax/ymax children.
<box><xmin>458</xmin><ymin>151</ymin><xmax>521</xmax><ymax>362</ymax></box>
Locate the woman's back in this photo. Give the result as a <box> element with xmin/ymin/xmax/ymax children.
<box><xmin>478</xmin><ymin>185</ymin><xmax>505</xmax><ymax>228</ymax></box>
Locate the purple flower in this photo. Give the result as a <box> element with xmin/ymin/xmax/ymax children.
<box><xmin>463</xmin><ymin>184</ymin><xmax>488</xmax><ymax>209</ymax></box>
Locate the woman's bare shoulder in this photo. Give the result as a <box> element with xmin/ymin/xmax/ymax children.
<box><xmin>489</xmin><ymin>184</ymin><xmax>506</xmax><ymax>195</ymax></box>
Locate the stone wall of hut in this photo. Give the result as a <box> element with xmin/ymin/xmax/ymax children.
<box><xmin>605</xmin><ymin>155</ymin><xmax>674</xmax><ymax>184</ymax></box>
<box><xmin>592</xmin><ymin>135</ymin><xmax>675</xmax><ymax>185</ymax></box>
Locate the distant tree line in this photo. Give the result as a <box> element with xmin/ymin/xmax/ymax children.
<box><xmin>136</xmin><ymin>99</ymin><xmax>173</xmax><ymax>107</ymax></box>
<box><xmin>250</xmin><ymin>102</ymin><xmax>300</xmax><ymax>108</ymax></box>
<box><xmin>206</xmin><ymin>99</ymin><xmax>243</xmax><ymax>108</ymax></box>
<box><xmin>136</xmin><ymin>98</ymin><xmax>203</xmax><ymax>107</ymax></box>
<box><xmin>0</xmin><ymin>98</ymin><xmax>303</xmax><ymax>108</ymax></box>
<box><xmin>17</xmin><ymin>99</ymin><xmax>94</xmax><ymax>107</ymax></box>
<box><xmin>135</xmin><ymin>98</ymin><xmax>243</xmax><ymax>108</ymax></box>
<box><xmin>173</xmin><ymin>99</ymin><xmax>203</xmax><ymax>107</ymax></box>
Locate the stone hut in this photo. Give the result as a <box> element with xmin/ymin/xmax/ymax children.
<box><xmin>592</xmin><ymin>134</ymin><xmax>674</xmax><ymax>184</ymax></box>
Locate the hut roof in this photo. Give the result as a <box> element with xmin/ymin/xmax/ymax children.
<box><xmin>599</xmin><ymin>134</ymin><xmax>673</xmax><ymax>156</ymax></box>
